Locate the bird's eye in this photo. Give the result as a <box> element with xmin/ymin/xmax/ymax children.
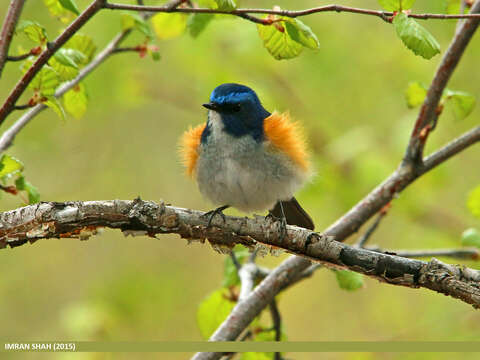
<box><xmin>232</xmin><ymin>104</ymin><xmax>241</xmax><ymax>112</ymax></box>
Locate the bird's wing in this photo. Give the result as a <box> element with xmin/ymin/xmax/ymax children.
<box><xmin>269</xmin><ymin>197</ymin><xmax>315</xmax><ymax>230</ymax></box>
<box><xmin>179</xmin><ymin>123</ymin><xmax>206</xmax><ymax>177</ymax></box>
<box><xmin>263</xmin><ymin>112</ymin><xmax>310</xmax><ymax>173</ymax></box>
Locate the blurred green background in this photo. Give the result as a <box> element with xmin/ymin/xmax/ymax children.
<box><xmin>0</xmin><ymin>0</ymin><xmax>479</xmax><ymax>359</ymax></box>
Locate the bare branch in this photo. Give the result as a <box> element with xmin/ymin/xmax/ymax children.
<box><xmin>104</xmin><ymin>2</ymin><xmax>480</xmax><ymax>22</ymax></box>
<box><xmin>0</xmin><ymin>0</ymin><xmax>106</xmax><ymax>126</ymax></box>
<box><xmin>0</xmin><ymin>29</ymin><xmax>130</xmax><ymax>153</ymax></box>
<box><xmin>367</xmin><ymin>246</ymin><xmax>480</xmax><ymax>261</ymax></box>
<box><xmin>403</xmin><ymin>1</ymin><xmax>480</xmax><ymax>166</ymax></box>
<box><xmin>355</xmin><ymin>203</ymin><xmax>390</xmax><ymax>248</ymax></box>
<box><xmin>238</xmin><ymin>263</ymin><xmax>258</xmax><ymax>302</ymax></box>
<box><xmin>0</xmin><ymin>0</ymin><xmax>26</xmax><ymax>78</ymax></box>
<box><xmin>6</xmin><ymin>53</ymin><xmax>31</xmax><ymax>62</ymax></box>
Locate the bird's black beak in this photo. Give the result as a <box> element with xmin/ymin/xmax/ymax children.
<box><xmin>202</xmin><ymin>102</ymin><xmax>218</xmax><ymax>111</ymax></box>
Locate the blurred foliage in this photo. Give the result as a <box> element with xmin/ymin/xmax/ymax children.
<box><xmin>0</xmin><ymin>0</ymin><xmax>479</xmax><ymax>359</ymax></box>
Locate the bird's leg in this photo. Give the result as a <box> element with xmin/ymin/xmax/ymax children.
<box><xmin>266</xmin><ymin>201</ymin><xmax>287</xmax><ymax>243</ymax></box>
<box><xmin>203</xmin><ymin>205</ymin><xmax>230</xmax><ymax>228</ymax></box>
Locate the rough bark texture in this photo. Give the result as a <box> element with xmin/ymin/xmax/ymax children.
<box><xmin>1</xmin><ymin>199</ymin><xmax>480</xmax><ymax>309</ymax></box>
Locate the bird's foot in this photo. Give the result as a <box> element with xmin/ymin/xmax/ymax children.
<box><xmin>203</xmin><ymin>205</ymin><xmax>230</xmax><ymax>228</ymax></box>
<box><xmin>266</xmin><ymin>213</ymin><xmax>287</xmax><ymax>244</ymax></box>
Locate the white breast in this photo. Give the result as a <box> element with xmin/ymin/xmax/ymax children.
<box><xmin>195</xmin><ymin>111</ymin><xmax>307</xmax><ymax>213</ymax></box>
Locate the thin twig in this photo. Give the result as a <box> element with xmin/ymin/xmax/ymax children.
<box><xmin>238</xmin><ymin>263</ymin><xmax>258</xmax><ymax>302</ymax></box>
<box><xmin>13</xmin><ymin>103</ymin><xmax>33</xmax><ymax>111</ymax></box>
<box><xmin>6</xmin><ymin>53</ymin><xmax>31</xmax><ymax>62</ymax></box>
<box><xmin>230</xmin><ymin>252</ymin><xmax>241</xmax><ymax>271</ymax></box>
<box><xmin>356</xmin><ymin>203</ymin><xmax>390</xmax><ymax>248</ymax></box>
<box><xmin>0</xmin><ymin>0</ymin><xmax>105</xmax><ymax>126</ymax></box>
<box><xmin>269</xmin><ymin>300</ymin><xmax>282</xmax><ymax>360</ymax></box>
<box><xmin>0</xmin><ymin>0</ymin><xmax>26</xmax><ymax>78</ymax></box>
<box><xmin>111</xmin><ymin>47</ymin><xmax>141</xmax><ymax>53</ymax></box>
<box><xmin>403</xmin><ymin>1</ymin><xmax>480</xmax><ymax>166</ymax></box>
<box><xmin>367</xmin><ymin>247</ymin><xmax>480</xmax><ymax>261</ymax></box>
<box><xmin>0</xmin><ymin>30</ymin><xmax>131</xmax><ymax>153</ymax></box>
<box><xmin>104</xmin><ymin>2</ymin><xmax>480</xmax><ymax>21</ymax></box>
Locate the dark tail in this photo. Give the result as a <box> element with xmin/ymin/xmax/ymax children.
<box><xmin>269</xmin><ymin>197</ymin><xmax>314</xmax><ymax>230</ymax></box>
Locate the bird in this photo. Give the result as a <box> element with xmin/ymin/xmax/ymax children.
<box><xmin>179</xmin><ymin>83</ymin><xmax>314</xmax><ymax>234</ymax></box>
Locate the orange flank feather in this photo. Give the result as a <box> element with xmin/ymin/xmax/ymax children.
<box><xmin>179</xmin><ymin>123</ymin><xmax>206</xmax><ymax>177</ymax></box>
<box><xmin>263</xmin><ymin>112</ymin><xmax>310</xmax><ymax>172</ymax></box>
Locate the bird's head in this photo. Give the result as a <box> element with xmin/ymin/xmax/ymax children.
<box><xmin>202</xmin><ymin>83</ymin><xmax>270</xmax><ymax>141</ymax></box>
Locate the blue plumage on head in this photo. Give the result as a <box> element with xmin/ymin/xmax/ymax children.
<box><xmin>204</xmin><ymin>83</ymin><xmax>270</xmax><ymax>142</ymax></box>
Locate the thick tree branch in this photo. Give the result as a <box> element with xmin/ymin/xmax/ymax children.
<box><xmin>403</xmin><ymin>1</ymin><xmax>480</xmax><ymax>166</ymax></box>
<box><xmin>0</xmin><ymin>29</ymin><xmax>130</xmax><ymax>153</ymax></box>
<box><xmin>0</xmin><ymin>0</ymin><xmax>105</xmax><ymax>126</ymax></box>
<box><xmin>0</xmin><ymin>0</ymin><xmax>26</xmax><ymax>78</ymax></box>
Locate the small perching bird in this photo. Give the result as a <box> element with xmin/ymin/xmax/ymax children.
<box><xmin>180</xmin><ymin>83</ymin><xmax>314</xmax><ymax>232</ymax></box>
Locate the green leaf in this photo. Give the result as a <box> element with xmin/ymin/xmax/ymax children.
<box><xmin>28</xmin><ymin>65</ymin><xmax>60</xmax><ymax>96</ymax></box>
<box><xmin>152</xmin><ymin>13</ymin><xmax>188</xmax><ymax>40</ymax></box>
<box><xmin>393</xmin><ymin>13</ymin><xmax>440</xmax><ymax>60</ymax></box>
<box><xmin>467</xmin><ymin>185</ymin><xmax>480</xmax><ymax>219</ymax></box>
<box><xmin>257</xmin><ymin>15</ymin><xmax>319</xmax><ymax>60</ymax></box>
<box><xmin>257</xmin><ymin>22</ymin><xmax>303</xmax><ymax>60</ymax></box>
<box><xmin>49</xmin><ymin>56</ymin><xmax>78</xmax><ymax>81</ymax></box>
<box><xmin>59</xmin><ymin>0</ymin><xmax>80</xmax><ymax>15</ymax></box>
<box><xmin>444</xmin><ymin>90</ymin><xmax>476</xmax><ymax>120</ymax></box>
<box><xmin>63</xmin><ymin>83</ymin><xmax>88</xmax><ymax>119</ymax></box>
<box><xmin>43</xmin><ymin>96</ymin><xmax>66</xmax><ymax>121</ymax></box>
<box><xmin>65</xmin><ymin>34</ymin><xmax>96</xmax><ymax>64</ymax></box>
<box><xmin>461</xmin><ymin>228</ymin><xmax>480</xmax><ymax>249</ymax></box>
<box><xmin>214</xmin><ymin>0</ymin><xmax>236</xmax><ymax>11</ymax></box>
<box><xmin>445</xmin><ymin>0</ymin><xmax>461</xmax><ymax>14</ymax></box>
<box><xmin>334</xmin><ymin>270</ymin><xmax>364</xmax><ymax>291</ymax></box>
<box><xmin>43</xmin><ymin>0</ymin><xmax>75</xmax><ymax>23</ymax></box>
<box><xmin>121</xmin><ymin>13</ymin><xmax>153</xmax><ymax>38</ymax></box>
<box><xmin>378</xmin><ymin>0</ymin><xmax>416</xmax><ymax>11</ymax></box>
<box><xmin>284</xmin><ymin>18</ymin><xmax>320</xmax><ymax>50</ymax></box>
<box><xmin>17</xmin><ymin>20</ymin><xmax>47</xmax><ymax>44</ymax></box>
<box><xmin>54</xmin><ymin>49</ymin><xmax>79</xmax><ymax>69</ymax></box>
<box><xmin>0</xmin><ymin>155</ymin><xmax>24</xmax><ymax>179</ymax></box>
<box><xmin>187</xmin><ymin>14</ymin><xmax>214</xmax><ymax>38</ymax></box>
<box><xmin>405</xmin><ymin>81</ymin><xmax>427</xmax><ymax>108</ymax></box>
<box><xmin>196</xmin><ymin>288</ymin><xmax>236</xmax><ymax>339</ymax></box>
<box><xmin>15</xmin><ymin>176</ymin><xmax>40</xmax><ymax>204</ymax></box>
<box><xmin>222</xmin><ymin>245</ymin><xmax>249</xmax><ymax>287</ymax></box>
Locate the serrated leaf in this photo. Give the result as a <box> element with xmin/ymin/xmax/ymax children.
<box><xmin>17</xmin><ymin>20</ymin><xmax>47</xmax><ymax>44</ymax></box>
<box><xmin>152</xmin><ymin>13</ymin><xmax>188</xmax><ymax>40</ymax></box>
<box><xmin>445</xmin><ymin>0</ymin><xmax>461</xmax><ymax>14</ymax></box>
<box><xmin>467</xmin><ymin>185</ymin><xmax>480</xmax><ymax>219</ymax></box>
<box><xmin>393</xmin><ymin>13</ymin><xmax>440</xmax><ymax>60</ymax></box>
<box><xmin>63</xmin><ymin>83</ymin><xmax>88</xmax><ymax>119</ymax></box>
<box><xmin>334</xmin><ymin>270</ymin><xmax>364</xmax><ymax>291</ymax></box>
<box><xmin>405</xmin><ymin>81</ymin><xmax>427</xmax><ymax>108</ymax></box>
<box><xmin>43</xmin><ymin>0</ymin><xmax>75</xmax><ymax>23</ymax></box>
<box><xmin>59</xmin><ymin>0</ymin><xmax>80</xmax><ymax>15</ymax></box>
<box><xmin>222</xmin><ymin>245</ymin><xmax>249</xmax><ymax>287</ymax></box>
<box><xmin>49</xmin><ymin>56</ymin><xmax>78</xmax><ymax>81</ymax></box>
<box><xmin>65</xmin><ymin>34</ymin><xmax>96</xmax><ymax>64</ymax></box>
<box><xmin>257</xmin><ymin>21</ymin><xmax>303</xmax><ymax>60</ymax></box>
<box><xmin>284</xmin><ymin>18</ymin><xmax>320</xmax><ymax>50</ymax></box>
<box><xmin>378</xmin><ymin>0</ymin><xmax>416</xmax><ymax>11</ymax></box>
<box><xmin>187</xmin><ymin>14</ymin><xmax>214</xmax><ymax>38</ymax></box>
<box><xmin>43</xmin><ymin>96</ymin><xmax>66</xmax><ymax>121</ymax></box>
<box><xmin>28</xmin><ymin>65</ymin><xmax>60</xmax><ymax>96</ymax></box>
<box><xmin>444</xmin><ymin>90</ymin><xmax>476</xmax><ymax>120</ymax></box>
<box><xmin>15</xmin><ymin>176</ymin><xmax>40</xmax><ymax>204</ymax></box>
<box><xmin>196</xmin><ymin>288</ymin><xmax>236</xmax><ymax>339</ymax></box>
<box><xmin>462</xmin><ymin>228</ymin><xmax>480</xmax><ymax>249</ymax></box>
<box><xmin>121</xmin><ymin>13</ymin><xmax>153</xmax><ymax>38</ymax></box>
<box><xmin>54</xmin><ymin>49</ymin><xmax>79</xmax><ymax>69</ymax></box>
<box><xmin>0</xmin><ymin>155</ymin><xmax>24</xmax><ymax>179</ymax></box>
<box><xmin>214</xmin><ymin>0</ymin><xmax>236</xmax><ymax>11</ymax></box>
